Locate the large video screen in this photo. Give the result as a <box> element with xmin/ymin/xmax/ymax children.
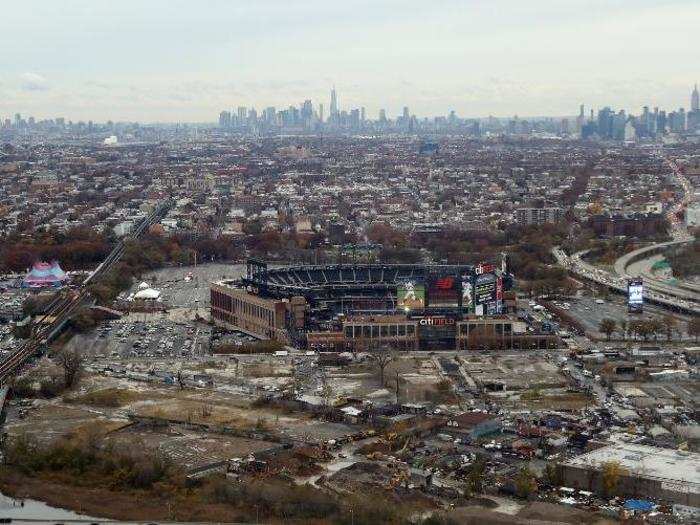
<box><xmin>397</xmin><ymin>280</ymin><xmax>425</xmax><ymax>310</ymax></box>
<box><xmin>461</xmin><ymin>274</ymin><xmax>474</xmax><ymax>310</ymax></box>
<box><xmin>428</xmin><ymin>274</ymin><xmax>460</xmax><ymax>307</ymax></box>
<box><xmin>628</xmin><ymin>278</ymin><xmax>643</xmax><ymax>308</ymax></box>
<box><xmin>474</xmin><ymin>272</ymin><xmax>497</xmax><ymax>305</ymax></box>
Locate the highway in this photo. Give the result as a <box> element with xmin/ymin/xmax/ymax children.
<box><xmin>625</xmin><ymin>254</ymin><xmax>700</xmax><ymax>294</ymax></box>
<box><xmin>615</xmin><ymin>241</ymin><xmax>700</xmax><ymax>296</ymax></box>
<box><xmin>553</xmin><ymin>155</ymin><xmax>699</xmax><ymax>315</ymax></box>
<box><xmin>614</xmin><ymin>156</ymin><xmax>698</xmax><ymax>296</ymax></box>
<box><xmin>612</xmin><ymin>157</ymin><xmax>698</xmax><ymax>296</ymax></box>
<box><xmin>0</xmin><ymin>199</ymin><xmax>173</xmax><ymax>384</ymax></box>
<box><xmin>553</xmin><ymin>247</ymin><xmax>699</xmax><ymax>315</ymax></box>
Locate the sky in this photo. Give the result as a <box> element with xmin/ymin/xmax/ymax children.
<box><xmin>1</xmin><ymin>0</ymin><xmax>698</xmax><ymax>122</ymax></box>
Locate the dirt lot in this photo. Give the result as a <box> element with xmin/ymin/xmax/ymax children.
<box><xmin>6</xmin><ymin>403</ymin><xmax>130</xmax><ymax>444</ymax></box>
<box><xmin>107</xmin><ymin>425</ymin><xmax>279</xmax><ymax>472</ymax></box>
<box><xmin>446</xmin><ymin>502</ymin><xmax>616</xmax><ymax>525</ymax></box>
<box><xmin>319</xmin><ymin>355</ymin><xmax>444</xmax><ymax>403</ymax></box>
<box><xmin>460</xmin><ymin>354</ymin><xmax>566</xmax><ymax>391</ymax></box>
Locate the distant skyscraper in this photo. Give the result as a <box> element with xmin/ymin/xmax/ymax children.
<box><xmin>350</xmin><ymin>108</ymin><xmax>360</xmax><ymax>129</ymax></box>
<box><xmin>301</xmin><ymin>100</ymin><xmax>313</xmax><ymax>123</ymax></box>
<box><xmin>330</xmin><ymin>86</ymin><xmax>338</xmax><ymax>117</ymax></box>
<box><xmin>597</xmin><ymin>107</ymin><xmax>613</xmax><ymax>139</ymax></box>
<box><xmin>576</xmin><ymin>104</ymin><xmax>585</xmax><ymax>135</ymax></box>
<box><xmin>219</xmin><ymin>110</ymin><xmax>231</xmax><ymax>128</ymax></box>
<box><xmin>688</xmin><ymin>86</ymin><xmax>700</xmax><ymax>131</ymax></box>
<box><xmin>319</xmin><ymin>103</ymin><xmax>324</xmax><ymax>123</ymax></box>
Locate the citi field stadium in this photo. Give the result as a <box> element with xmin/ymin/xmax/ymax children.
<box><xmin>211</xmin><ymin>259</ymin><xmax>558</xmax><ymax>351</ymax></box>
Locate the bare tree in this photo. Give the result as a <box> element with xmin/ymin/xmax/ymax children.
<box><xmin>319</xmin><ymin>372</ymin><xmax>334</xmax><ymax>406</ymax></box>
<box><xmin>598</xmin><ymin>318</ymin><xmax>616</xmax><ymax>341</ymax></box>
<box><xmin>661</xmin><ymin>315</ymin><xmax>677</xmax><ymax>342</ymax></box>
<box><xmin>372</xmin><ymin>346</ymin><xmax>395</xmax><ymax>386</ymax></box>
<box><xmin>617</xmin><ymin>319</ymin><xmax>628</xmax><ymax>341</ymax></box>
<box><xmin>285</xmin><ymin>364</ymin><xmax>308</xmax><ymax>398</ymax></box>
<box><xmin>55</xmin><ymin>348</ymin><xmax>84</xmax><ymax>388</ymax></box>
<box><xmin>689</xmin><ymin>317</ymin><xmax>700</xmax><ymax>343</ymax></box>
<box><xmin>395</xmin><ymin>370</ymin><xmax>403</xmax><ymax>404</ymax></box>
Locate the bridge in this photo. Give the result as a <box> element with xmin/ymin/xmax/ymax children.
<box><xmin>614</xmin><ymin>240</ymin><xmax>700</xmax><ymax>297</ymax></box>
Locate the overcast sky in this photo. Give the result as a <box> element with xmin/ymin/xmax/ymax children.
<box><xmin>2</xmin><ymin>0</ymin><xmax>698</xmax><ymax>122</ymax></box>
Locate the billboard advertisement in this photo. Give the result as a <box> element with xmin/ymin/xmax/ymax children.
<box><xmin>397</xmin><ymin>280</ymin><xmax>425</xmax><ymax>310</ymax></box>
<box><xmin>428</xmin><ymin>274</ymin><xmax>460</xmax><ymax>307</ymax></box>
<box><xmin>628</xmin><ymin>278</ymin><xmax>643</xmax><ymax>312</ymax></box>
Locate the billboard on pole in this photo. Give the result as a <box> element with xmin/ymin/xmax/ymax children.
<box><xmin>628</xmin><ymin>278</ymin><xmax>643</xmax><ymax>312</ymax></box>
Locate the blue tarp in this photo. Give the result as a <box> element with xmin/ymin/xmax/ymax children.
<box><xmin>624</xmin><ymin>499</ymin><xmax>654</xmax><ymax>512</ymax></box>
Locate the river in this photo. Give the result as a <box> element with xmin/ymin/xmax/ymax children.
<box><xmin>0</xmin><ymin>493</ymin><xmax>100</xmax><ymax>522</ymax></box>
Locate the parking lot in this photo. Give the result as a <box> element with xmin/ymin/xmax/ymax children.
<box><xmin>71</xmin><ymin>317</ymin><xmax>212</xmax><ymax>361</ymax></box>
<box><xmin>132</xmin><ymin>263</ymin><xmax>245</xmax><ymax>309</ymax></box>
<box><xmin>69</xmin><ymin>263</ymin><xmax>254</xmax><ymax>362</ymax></box>
<box><xmin>556</xmin><ymin>295</ymin><xmax>690</xmax><ymax>338</ymax></box>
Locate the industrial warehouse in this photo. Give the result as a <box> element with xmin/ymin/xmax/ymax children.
<box><xmin>559</xmin><ymin>443</ymin><xmax>700</xmax><ymax>508</ymax></box>
<box><xmin>210</xmin><ymin>259</ymin><xmax>559</xmax><ymax>351</ymax></box>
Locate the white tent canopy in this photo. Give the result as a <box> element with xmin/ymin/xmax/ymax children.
<box><xmin>134</xmin><ymin>287</ymin><xmax>161</xmax><ymax>300</ymax></box>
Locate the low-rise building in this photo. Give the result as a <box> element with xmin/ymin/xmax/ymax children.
<box><xmin>559</xmin><ymin>443</ymin><xmax>700</xmax><ymax>507</ymax></box>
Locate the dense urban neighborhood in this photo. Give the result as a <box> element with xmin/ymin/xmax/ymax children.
<box><xmin>0</xmin><ymin>88</ymin><xmax>700</xmax><ymax>525</ymax></box>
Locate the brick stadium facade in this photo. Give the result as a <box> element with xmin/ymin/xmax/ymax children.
<box><xmin>210</xmin><ymin>259</ymin><xmax>558</xmax><ymax>351</ymax></box>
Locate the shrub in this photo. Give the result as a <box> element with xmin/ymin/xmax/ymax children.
<box><xmin>11</xmin><ymin>377</ymin><xmax>36</xmax><ymax>398</ymax></box>
<box><xmin>5</xmin><ymin>433</ymin><xmax>173</xmax><ymax>490</ymax></box>
<box><xmin>39</xmin><ymin>376</ymin><xmax>66</xmax><ymax>398</ymax></box>
<box><xmin>209</xmin><ymin>478</ymin><xmax>340</xmax><ymax>520</ymax></box>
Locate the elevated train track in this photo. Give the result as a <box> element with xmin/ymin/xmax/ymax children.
<box><xmin>0</xmin><ymin>199</ymin><xmax>173</xmax><ymax>384</ymax></box>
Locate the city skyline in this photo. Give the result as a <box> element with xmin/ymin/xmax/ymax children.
<box><xmin>2</xmin><ymin>0</ymin><xmax>699</xmax><ymax>122</ymax></box>
<box><xmin>5</xmin><ymin>82</ymin><xmax>700</xmax><ymax>127</ymax></box>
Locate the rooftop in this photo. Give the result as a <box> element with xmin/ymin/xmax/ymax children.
<box><xmin>563</xmin><ymin>443</ymin><xmax>700</xmax><ymax>487</ymax></box>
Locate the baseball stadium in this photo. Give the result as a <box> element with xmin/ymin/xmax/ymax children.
<box><xmin>210</xmin><ymin>258</ymin><xmax>558</xmax><ymax>351</ymax></box>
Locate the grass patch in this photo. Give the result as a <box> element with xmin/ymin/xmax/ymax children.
<box><xmin>65</xmin><ymin>388</ymin><xmax>145</xmax><ymax>408</ymax></box>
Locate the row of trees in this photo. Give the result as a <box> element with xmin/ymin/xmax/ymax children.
<box><xmin>598</xmin><ymin>316</ymin><xmax>700</xmax><ymax>342</ymax></box>
<box><xmin>0</xmin><ymin>227</ymin><xmax>112</xmax><ymax>272</ymax></box>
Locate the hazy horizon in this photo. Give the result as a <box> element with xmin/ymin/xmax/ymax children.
<box><xmin>2</xmin><ymin>0</ymin><xmax>698</xmax><ymax>123</ymax></box>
